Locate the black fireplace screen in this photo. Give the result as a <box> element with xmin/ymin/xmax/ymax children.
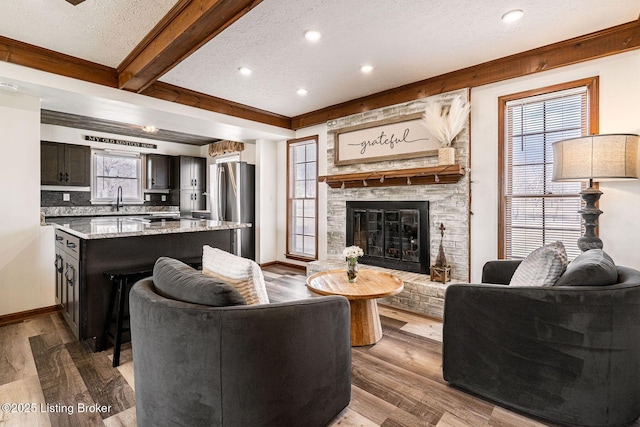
<box><xmin>346</xmin><ymin>201</ymin><xmax>429</xmax><ymax>273</ymax></box>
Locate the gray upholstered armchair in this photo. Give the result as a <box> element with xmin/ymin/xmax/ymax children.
<box><xmin>442</xmin><ymin>260</ymin><xmax>640</xmax><ymax>427</ymax></box>
<box><xmin>130</xmin><ymin>259</ymin><xmax>351</xmax><ymax>427</ymax></box>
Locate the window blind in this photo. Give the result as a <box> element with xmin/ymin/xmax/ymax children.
<box><xmin>504</xmin><ymin>87</ymin><xmax>587</xmax><ymax>260</ymax></box>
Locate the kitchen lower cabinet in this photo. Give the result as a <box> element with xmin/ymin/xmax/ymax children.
<box><xmin>54</xmin><ymin>230</ymin><xmax>81</xmax><ymax>338</ymax></box>
<box><xmin>54</xmin><ymin>240</ymin><xmax>64</xmax><ymax>305</ymax></box>
<box><xmin>63</xmin><ymin>250</ymin><xmax>80</xmax><ymax>336</ymax></box>
<box><xmin>179</xmin><ymin>189</ymin><xmax>206</xmax><ymax>216</ymax></box>
<box><xmin>54</xmin><ymin>229</ymin><xmax>233</xmax><ymax>351</ymax></box>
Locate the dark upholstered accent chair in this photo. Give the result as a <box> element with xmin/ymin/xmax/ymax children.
<box><xmin>130</xmin><ymin>278</ymin><xmax>351</xmax><ymax>427</ymax></box>
<box><xmin>443</xmin><ymin>260</ymin><xmax>640</xmax><ymax>427</ymax></box>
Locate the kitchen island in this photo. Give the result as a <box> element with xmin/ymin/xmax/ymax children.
<box><xmin>46</xmin><ymin>215</ymin><xmax>252</xmax><ymax>351</ymax></box>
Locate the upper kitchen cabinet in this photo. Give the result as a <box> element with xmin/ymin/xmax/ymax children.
<box><xmin>175</xmin><ymin>156</ymin><xmax>207</xmax><ymax>216</ymax></box>
<box><xmin>41</xmin><ymin>141</ymin><xmax>90</xmax><ymax>186</ymax></box>
<box><xmin>146</xmin><ymin>154</ymin><xmax>173</xmax><ymax>190</ymax></box>
<box><xmin>178</xmin><ymin>156</ymin><xmax>206</xmax><ymax>190</ymax></box>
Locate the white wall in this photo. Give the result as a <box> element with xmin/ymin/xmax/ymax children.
<box><xmin>239</xmin><ymin>143</ymin><xmax>256</xmax><ymax>165</ymax></box>
<box><xmin>470</xmin><ymin>49</ymin><xmax>640</xmax><ymax>281</ymax></box>
<box><xmin>255</xmin><ymin>140</ymin><xmax>278</xmax><ymax>264</ymax></box>
<box><xmin>0</xmin><ymin>91</ymin><xmax>54</xmax><ymax>316</ymax></box>
<box><xmin>276</xmin><ymin>139</ymin><xmax>288</xmax><ymax>263</ymax></box>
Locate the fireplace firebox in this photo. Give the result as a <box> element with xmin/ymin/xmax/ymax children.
<box><xmin>346</xmin><ymin>201</ymin><xmax>429</xmax><ymax>274</ymax></box>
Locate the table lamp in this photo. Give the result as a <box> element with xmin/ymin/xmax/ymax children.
<box><xmin>552</xmin><ymin>134</ymin><xmax>640</xmax><ymax>252</ymax></box>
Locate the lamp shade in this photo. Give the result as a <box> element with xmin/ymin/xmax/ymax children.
<box><xmin>552</xmin><ymin>134</ymin><xmax>640</xmax><ymax>181</ymax></box>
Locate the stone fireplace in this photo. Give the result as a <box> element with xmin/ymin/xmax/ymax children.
<box><xmin>310</xmin><ymin>88</ymin><xmax>471</xmax><ymax>318</ymax></box>
<box><xmin>346</xmin><ymin>200</ymin><xmax>429</xmax><ymax>274</ymax></box>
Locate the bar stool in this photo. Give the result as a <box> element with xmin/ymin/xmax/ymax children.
<box><xmin>102</xmin><ymin>266</ymin><xmax>153</xmax><ymax>367</ymax></box>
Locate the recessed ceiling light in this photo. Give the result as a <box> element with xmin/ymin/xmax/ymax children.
<box><xmin>0</xmin><ymin>82</ymin><xmax>18</xmax><ymax>92</ymax></box>
<box><xmin>360</xmin><ymin>65</ymin><xmax>374</xmax><ymax>74</ymax></box>
<box><xmin>297</xmin><ymin>88</ymin><xmax>308</xmax><ymax>96</ymax></box>
<box><xmin>304</xmin><ymin>30</ymin><xmax>322</xmax><ymax>42</ymax></box>
<box><xmin>238</xmin><ymin>67</ymin><xmax>252</xmax><ymax>76</ymax></box>
<box><xmin>142</xmin><ymin>125</ymin><xmax>158</xmax><ymax>133</ymax></box>
<box><xmin>501</xmin><ymin>9</ymin><xmax>524</xmax><ymax>23</ymax></box>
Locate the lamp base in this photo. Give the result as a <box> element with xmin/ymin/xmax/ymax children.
<box><xmin>578</xmin><ymin>186</ymin><xmax>603</xmax><ymax>252</ymax></box>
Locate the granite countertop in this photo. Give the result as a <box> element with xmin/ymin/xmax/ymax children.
<box><xmin>45</xmin><ymin>216</ymin><xmax>251</xmax><ymax>239</ymax></box>
<box><xmin>41</xmin><ymin>205</ymin><xmax>180</xmax><ymax>218</ymax></box>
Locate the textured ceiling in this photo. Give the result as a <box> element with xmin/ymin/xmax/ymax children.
<box><xmin>0</xmin><ymin>0</ymin><xmax>178</xmax><ymax>67</ymax></box>
<box><xmin>160</xmin><ymin>0</ymin><xmax>640</xmax><ymax>116</ymax></box>
<box><xmin>0</xmin><ymin>0</ymin><xmax>638</xmax><ymax>139</ymax></box>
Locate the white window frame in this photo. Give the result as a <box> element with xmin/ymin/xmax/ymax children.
<box><xmin>91</xmin><ymin>149</ymin><xmax>144</xmax><ymax>205</ymax></box>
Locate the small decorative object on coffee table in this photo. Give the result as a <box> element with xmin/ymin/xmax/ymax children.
<box><xmin>343</xmin><ymin>245</ymin><xmax>363</xmax><ymax>283</ymax></box>
<box><xmin>430</xmin><ymin>222</ymin><xmax>451</xmax><ymax>283</ymax></box>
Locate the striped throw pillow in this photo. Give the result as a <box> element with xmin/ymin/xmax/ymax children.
<box><xmin>509</xmin><ymin>241</ymin><xmax>568</xmax><ymax>287</ymax></box>
<box><xmin>202</xmin><ymin>245</ymin><xmax>269</xmax><ymax>305</ymax></box>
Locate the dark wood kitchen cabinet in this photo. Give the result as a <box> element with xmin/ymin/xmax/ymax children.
<box><xmin>178</xmin><ymin>156</ymin><xmax>206</xmax><ymax>190</ymax></box>
<box><xmin>175</xmin><ymin>156</ymin><xmax>206</xmax><ymax>215</ymax></box>
<box><xmin>146</xmin><ymin>154</ymin><xmax>173</xmax><ymax>190</ymax></box>
<box><xmin>41</xmin><ymin>141</ymin><xmax>90</xmax><ymax>186</ymax></box>
<box><xmin>54</xmin><ymin>229</ymin><xmax>81</xmax><ymax>338</ymax></box>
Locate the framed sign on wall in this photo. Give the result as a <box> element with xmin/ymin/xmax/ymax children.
<box><xmin>332</xmin><ymin>112</ymin><xmax>438</xmax><ymax>165</ymax></box>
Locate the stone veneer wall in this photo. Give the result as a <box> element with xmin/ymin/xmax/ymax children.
<box><xmin>325</xmin><ymin>89</ymin><xmax>471</xmax><ymax>283</ymax></box>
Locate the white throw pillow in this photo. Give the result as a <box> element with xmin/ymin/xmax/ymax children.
<box><xmin>509</xmin><ymin>241</ymin><xmax>568</xmax><ymax>287</ymax></box>
<box><xmin>202</xmin><ymin>245</ymin><xmax>269</xmax><ymax>305</ymax></box>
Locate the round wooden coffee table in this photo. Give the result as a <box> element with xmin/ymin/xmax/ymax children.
<box><xmin>306</xmin><ymin>269</ymin><xmax>404</xmax><ymax>346</ymax></box>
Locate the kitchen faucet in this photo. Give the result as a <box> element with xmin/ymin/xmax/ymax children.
<box><xmin>116</xmin><ymin>185</ymin><xmax>123</xmax><ymax>212</ymax></box>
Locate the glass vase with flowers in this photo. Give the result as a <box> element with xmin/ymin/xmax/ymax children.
<box><xmin>343</xmin><ymin>245</ymin><xmax>364</xmax><ymax>282</ymax></box>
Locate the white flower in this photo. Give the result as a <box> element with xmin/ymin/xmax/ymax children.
<box><xmin>422</xmin><ymin>95</ymin><xmax>470</xmax><ymax>147</ymax></box>
<box><xmin>343</xmin><ymin>245</ymin><xmax>364</xmax><ymax>259</ymax></box>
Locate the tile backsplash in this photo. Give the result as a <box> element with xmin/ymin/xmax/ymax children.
<box><xmin>41</xmin><ymin>190</ymin><xmax>179</xmax><ymax>217</ymax></box>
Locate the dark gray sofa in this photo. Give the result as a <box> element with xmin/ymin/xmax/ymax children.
<box><xmin>130</xmin><ymin>273</ymin><xmax>352</xmax><ymax>427</ymax></box>
<box><xmin>443</xmin><ymin>260</ymin><xmax>640</xmax><ymax>427</ymax></box>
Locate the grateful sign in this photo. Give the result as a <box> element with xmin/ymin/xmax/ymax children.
<box><xmin>333</xmin><ymin>113</ymin><xmax>438</xmax><ymax>165</ymax></box>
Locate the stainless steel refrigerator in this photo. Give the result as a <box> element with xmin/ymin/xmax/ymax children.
<box><xmin>210</xmin><ymin>161</ymin><xmax>255</xmax><ymax>260</ymax></box>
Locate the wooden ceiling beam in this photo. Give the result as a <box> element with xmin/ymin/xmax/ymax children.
<box><xmin>142</xmin><ymin>82</ymin><xmax>291</xmax><ymax>129</ymax></box>
<box><xmin>0</xmin><ymin>35</ymin><xmax>288</xmax><ymax>129</ymax></box>
<box><xmin>290</xmin><ymin>19</ymin><xmax>640</xmax><ymax>130</ymax></box>
<box><xmin>2</xmin><ymin>17</ymin><xmax>640</xmax><ymax>133</ymax></box>
<box><xmin>117</xmin><ymin>0</ymin><xmax>263</xmax><ymax>93</ymax></box>
<box><xmin>0</xmin><ymin>36</ymin><xmax>118</xmax><ymax>88</ymax></box>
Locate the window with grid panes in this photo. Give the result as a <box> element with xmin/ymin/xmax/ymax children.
<box><xmin>91</xmin><ymin>150</ymin><xmax>143</xmax><ymax>204</ymax></box>
<box><xmin>500</xmin><ymin>79</ymin><xmax>598</xmax><ymax>260</ymax></box>
<box><xmin>286</xmin><ymin>137</ymin><xmax>318</xmax><ymax>260</ymax></box>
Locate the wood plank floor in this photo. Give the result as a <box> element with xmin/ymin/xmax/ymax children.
<box><xmin>1</xmin><ymin>264</ymin><xmax>632</xmax><ymax>427</ymax></box>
